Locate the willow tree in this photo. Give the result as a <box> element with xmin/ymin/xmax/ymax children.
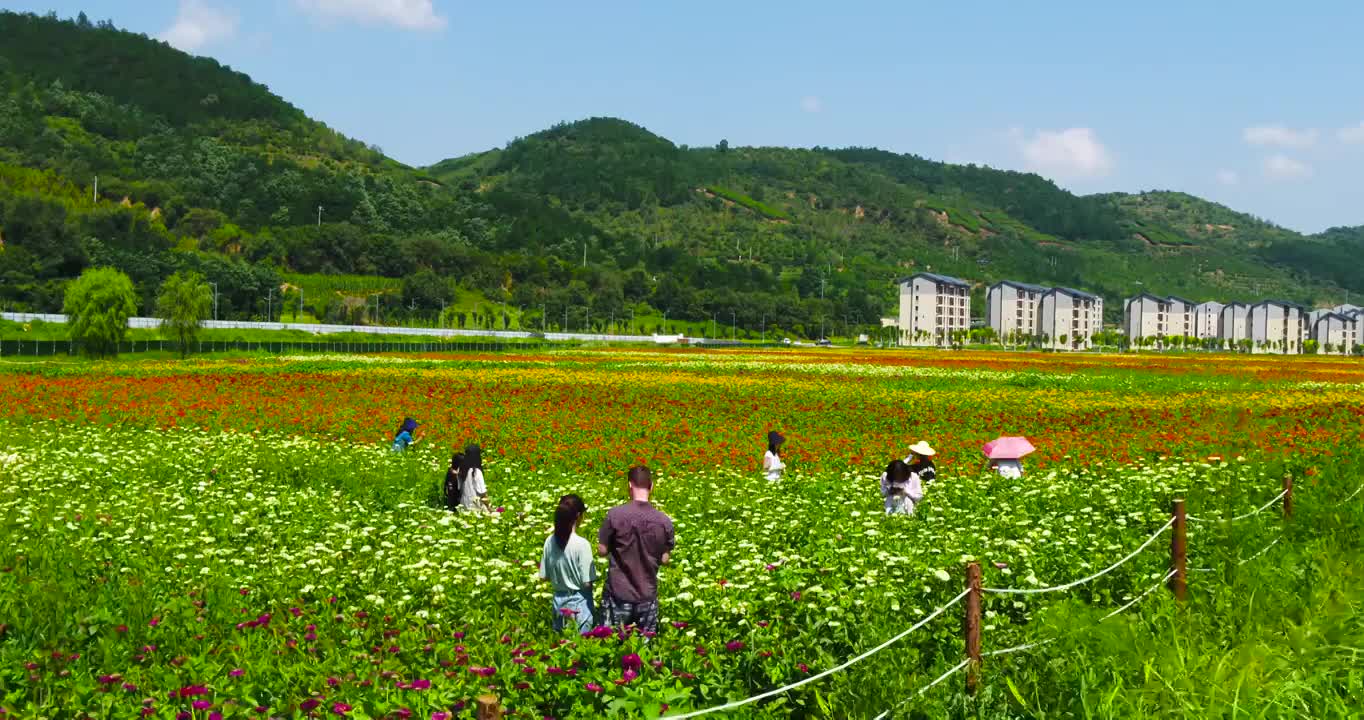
<box><xmin>62</xmin><ymin>268</ymin><xmax>138</xmax><ymax>358</ymax></box>
<box><xmin>156</xmin><ymin>271</ymin><xmax>212</xmax><ymax>357</ymax></box>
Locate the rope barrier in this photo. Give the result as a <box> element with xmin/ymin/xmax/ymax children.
<box><xmin>1237</xmin><ymin>535</ymin><xmax>1282</xmax><ymax>566</ymax></box>
<box><xmin>869</xmin><ymin>659</ymin><xmax>971</xmax><ymax>720</ymax></box>
<box><xmin>1344</xmin><ymin>483</ymin><xmax>1364</xmax><ymax>503</ymax></box>
<box><xmin>982</xmin><ymin>517</ymin><xmax>1175</xmax><ymax>595</ymax></box>
<box><xmin>662</xmin><ymin>589</ymin><xmax>969</xmax><ymax>719</ymax></box>
<box><xmin>1101</xmin><ymin>570</ymin><xmax>1177</xmax><ymax>621</ymax></box>
<box><xmin>1187</xmin><ymin>488</ymin><xmax>1288</xmax><ymax>524</ymax></box>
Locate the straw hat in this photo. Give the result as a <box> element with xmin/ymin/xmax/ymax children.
<box><xmin>908</xmin><ymin>441</ymin><xmax>936</xmax><ymax>457</ymax></box>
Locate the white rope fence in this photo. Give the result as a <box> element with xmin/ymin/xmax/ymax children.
<box><xmin>661</xmin><ymin>589</ymin><xmax>969</xmax><ymax>719</ymax></box>
<box><xmin>673</xmin><ymin>477</ymin><xmax>1360</xmax><ymax>719</ymax></box>
<box><xmin>982</xmin><ymin>517</ymin><xmax>1175</xmax><ymax>595</ymax></box>
<box><xmin>1187</xmin><ymin>488</ymin><xmax>1288</xmax><ymax>524</ymax></box>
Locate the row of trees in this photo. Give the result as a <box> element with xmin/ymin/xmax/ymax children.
<box><xmin>62</xmin><ymin>267</ymin><xmax>210</xmax><ymax>358</ymax></box>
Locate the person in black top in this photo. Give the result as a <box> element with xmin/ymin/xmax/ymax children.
<box><xmin>444</xmin><ymin>452</ymin><xmax>464</xmax><ymax>512</ymax></box>
<box><xmin>906</xmin><ymin>441</ymin><xmax>937</xmax><ymax>485</ymax></box>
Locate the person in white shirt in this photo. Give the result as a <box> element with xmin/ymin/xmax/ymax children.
<box><xmin>455</xmin><ymin>444</ymin><xmax>491</xmax><ymax>511</ymax></box>
<box><xmin>881</xmin><ymin>459</ymin><xmax>918</xmax><ymax>514</ymax></box>
<box><xmin>762</xmin><ymin>431</ymin><xmax>786</xmax><ymax>482</ymax></box>
<box><xmin>990</xmin><ymin>458</ymin><xmax>1023</xmax><ymax>479</ymax></box>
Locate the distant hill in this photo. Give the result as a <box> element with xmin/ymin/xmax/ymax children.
<box><xmin>0</xmin><ymin>10</ymin><xmax>1356</xmax><ymax>338</ymax></box>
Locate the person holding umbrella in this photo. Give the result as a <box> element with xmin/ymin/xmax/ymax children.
<box><xmin>983</xmin><ymin>436</ymin><xmax>1035</xmax><ymax>479</ymax></box>
<box><xmin>763</xmin><ymin>431</ymin><xmax>786</xmax><ymax>482</ymax></box>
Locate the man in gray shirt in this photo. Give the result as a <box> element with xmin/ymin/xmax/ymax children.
<box><xmin>597</xmin><ymin>466</ymin><xmax>674</xmax><ymax>633</ymax></box>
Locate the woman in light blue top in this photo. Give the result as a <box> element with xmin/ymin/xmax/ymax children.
<box><xmin>539</xmin><ymin>494</ymin><xmax>598</xmax><ymax>634</ymax></box>
<box><xmin>391</xmin><ymin>417</ymin><xmax>419</xmax><ymax>452</ymax></box>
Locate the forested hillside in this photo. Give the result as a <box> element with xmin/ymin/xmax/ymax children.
<box><xmin>0</xmin><ymin>10</ymin><xmax>1356</xmax><ymax>339</ymax></box>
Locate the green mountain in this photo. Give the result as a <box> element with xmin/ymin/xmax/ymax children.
<box><xmin>0</xmin><ymin>10</ymin><xmax>1356</xmax><ymax>339</ymax></box>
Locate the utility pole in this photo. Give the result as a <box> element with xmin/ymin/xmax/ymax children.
<box><xmin>93</xmin><ymin>175</ymin><xmax>98</xmax><ymax>204</ymax></box>
<box><xmin>266</xmin><ymin>287</ymin><xmax>274</xmax><ymax>323</ymax></box>
<box><xmin>299</xmin><ymin>287</ymin><xmax>304</xmax><ymax>322</ymax></box>
<box><xmin>317</xmin><ymin>206</ymin><xmax>323</xmax><ymax>228</ymax></box>
<box><xmin>731</xmin><ymin>310</ymin><xmax>736</xmax><ymax>340</ymax></box>
<box><xmin>209</xmin><ymin>282</ymin><xmax>219</xmax><ymax>321</ymax></box>
<box><xmin>582</xmin><ymin>242</ymin><xmax>587</xmax><ymax>268</ymax></box>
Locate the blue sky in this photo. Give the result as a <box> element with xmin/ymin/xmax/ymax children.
<box><xmin>9</xmin><ymin>0</ymin><xmax>1364</xmax><ymax>232</ymax></box>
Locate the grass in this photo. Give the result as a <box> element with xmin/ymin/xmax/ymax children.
<box><xmin>892</xmin><ymin>465</ymin><xmax>1364</xmax><ymax>718</ymax></box>
<box><xmin>707</xmin><ymin>186</ymin><xmax>791</xmax><ymax>220</ymax></box>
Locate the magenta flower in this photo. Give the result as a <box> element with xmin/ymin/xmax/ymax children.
<box><xmin>620</xmin><ymin>653</ymin><xmax>642</xmax><ymax>672</ymax></box>
<box><xmin>393</xmin><ymin>710</ymin><xmax>412</xmax><ymax>719</ymax></box>
<box><xmin>230</xmin><ymin>668</ymin><xmax>245</xmax><ymax>678</ymax></box>
<box><xmin>725</xmin><ymin>641</ymin><xmax>745</xmax><ymax>652</ymax></box>
<box><xmin>177</xmin><ymin>685</ymin><xmax>209</xmax><ymax>698</ymax></box>
<box><xmin>300</xmin><ymin>698</ymin><xmax>321</xmax><ymax>712</ymax></box>
<box><xmin>584</xmin><ymin>682</ymin><xmax>604</xmax><ymax>693</ymax></box>
<box><xmin>122</xmin><ymin>683</ymin><xmax>138</xmax><ymax>693</ymax></box>
<box><xmin>756</xmin><ymin>621</ymin><xmax>770</xmax><ymax>628</ymax></box>
<box><xmin>469</xmin><ymin>666</ymin><xmax>497</xmax><ymax>678</ymax></box>
<box><xmin>176</xmin><ymin>713</ymin><xmax>191</xmax><ymax>720</ymax></box>
<box><xmin>116</xmin><ymin>625</ymin><xmax>129</xmax><ymax>633</ymax></box>
<box><xmin>790</xmin><ymin>591</ymin><xmax>802</xmax><ymax>601</ymax></box>
<box><xmin>587</xmin><ymin>626</ymin><xmax>613</xmax><ymax>639</ymax></box>
<box><xmin>141</xmin><ymin>710</ymin><xmax>154</xmax><ymax>718</ymax></box>
<box><xmin>798</xmin><ymin>663</ymin><xmax>810</xmax><ymax>673</ymax></box>
<box><xmin>332</xmin><ymin>702</ymin><xmax>352</xmax><ymax>715</ymax></box>
<box><xmin>149</xmin><ymin>617</ymin><xmax>161</xmax><ymax>627</ymax></box>
<box><xmin>210</xmin><ymin>714</ymin><xmax>223</xmax><ymax>720</ymax></box>
<box><xmin>432</xmin><ymin>713</ymin><xmax>451</xmax><ymax>720</ymax></box>
<box><xmin>98</xmin><ymin>674</ymin><xmax>121</xmax><ymax>684</ymax></box>
<box><xmin>452</xmin><ymin>631</ymin><xmax>465</xmax><ymax>640</ymax></box>
<box><xmin>254</xmin><ymin>707</ymin><xmax>270</xmax><ymax>714</ymax></box>
<box><xmin>671</xmin><ymin>621</ymin><xmax>688</xmax><ymax>629</ymax></box>
<box><xmin>192</xmin><ymin>700</ymin><xmax>212</xmax><ymax>710</ymax></box>
<box><xmin>615</xmin><ymin>668</ymin><xmax>639</xmax><ymax>685</ymax></box>
<box><xmin>695</xmin><ymin>646</ymin><xmax>708</xmax><ymax>656</ymax></box>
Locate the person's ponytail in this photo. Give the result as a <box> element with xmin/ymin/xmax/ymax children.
<box><xmin>553</xmin><ymin>494</ymin><xmax>587</xmax><ymax>550</ymax></box>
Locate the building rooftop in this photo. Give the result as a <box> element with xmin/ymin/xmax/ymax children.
<box><xmin>899</xmin><ymin>272</ymin><xmax>970</xmax><ymax>288</ymax></box>
<box><xmin>1165</xmin><ymin>295</ymin><xmax>1198</xmax><ymax>307</ymax></box>
<box><xmin>1050</xmin><ymin>286</ymin><xmax>1101</xmax><ymax>301</ymax></box>
<box><xmin>990</xmin><ymin>279</ymin><xmax>1051</xmax><ymax>294</ymax></box>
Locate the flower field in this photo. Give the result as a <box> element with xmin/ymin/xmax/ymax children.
<box><xmin>1</xmin><ymin>348</ymin><xmax>1362</xmax><ymax>719</ymax></box>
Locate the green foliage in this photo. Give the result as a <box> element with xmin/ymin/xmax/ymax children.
<box><xmin>706</xmin><ymin>186</ymin><xmax>790</xmax><ymax>220</ymax></box>
<box><xmin>0</xmin><ymin>11</ymin><xmax>1355</xmax><ymax>338</ymax></box>
<box><xmin>61</xmin><ymin>266</ymin><xmax>136</xmax><ymax>357</ymax></box>
<box><xmin>155</xmin><ymin>270</ymin><xmax>212</xmax><ymax>357</ymax></box>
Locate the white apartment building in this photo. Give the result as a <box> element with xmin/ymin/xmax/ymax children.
<box><xmin>1193</xmin><ymin>301</ymin><xmax>1224</xmax><ymax>340</ymax></box>
<box><xmin>1166</xmin><ymin>296</ymin><xmax>1197</xmax><ymax>339</ymax></box>
<box><xmin>1219</xmin><ymin>303</ymin><xmax>1250</xmax><ymax>349</ymax></box>
<box><xmin>897</xmin><ymin>272</ymin><xmax>971</xmax><ymax>347</ymax></box>
<box><xmin>1123</xmin><ymin>293</ymin><xmax>1174</xmax><ymax>345</ymax></box>
<box><xmin>1248</xmin><ymin>300</ymin><xmax>1307</xmax><ymax>354</ymax></box>
<box><xmin>1312</xmin><ymin>312</ymin><xmax>1357</xmax><ymax>354</ymax></box>
<box><xmin>986</xmin><ymin>280</ymin><xmax>1049</xmax><ymax>343</ymax></box>
<box><xmin>1331</xmin><ymin>303</ymin><xmax>1362</xmax><ymax>315</ymax></box>
<box><xmin>1040</xmin><ymin>287</ymin><xmax>1104</xmax><ymax>351</ymax></box>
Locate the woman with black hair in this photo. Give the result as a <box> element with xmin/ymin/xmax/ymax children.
<box><xmin>454</xmin><ymin>443</ymin><xmax>490</xmax><ymax>511</ymax></box>
<box><xmin>443</xmin><ymin>452</ymin><xmax>464</xmax><ymax>512</ymax></box>
<box><xmin>539</xmin><ymin>494</ymin><xmax>597</xmax><ymax>634</ymax></box>
<box><xmin>881</xmin><ymin>459</ymin><xmax>916</xmax><ymax>515</ymax></box>
<box><xmin>762</xmin><ymin>431</ymin><xmax>786</xmax><ymax>482</ymax></box>
<box><xmin>391</xmin><ymin>417</ymin><xmax>419</xmax><ymax>453</ymax></box>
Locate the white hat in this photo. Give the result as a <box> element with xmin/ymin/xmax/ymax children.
<box><xmin>908</xmin><ymin>441</ymin><xmax>936</xmax><ymax>457</ymax></box>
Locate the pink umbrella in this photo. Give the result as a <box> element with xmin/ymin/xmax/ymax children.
<box><xmin>982</xmin><ymin>436</ymin><xmax>1035</xmax><ymax>460</ymax></box>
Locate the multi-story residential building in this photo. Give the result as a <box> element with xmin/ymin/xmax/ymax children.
<box><xmin>1193</xmin><ymin>301</ymin><xmax>1224</xmax><ymax>341</ymax></box>
<box><xmin>1248</xmin><ymin>300</ymin><xmax>1308</xmax><ymax>354</ymax></box>
<box><xmin>1219</xmin><ymin>303</ymin><xmax>1250</xmax><ymax>349</ymax></box>
<box><xmin>1040</xmin><ymin>287</ymin><xmax>1104</xmax><ymax>350</ymax></box>
<box><xmin>897</xmin><ymin>273</ymin><xmax>971</xmax><ymax>347</ymax></box>
<box><xmin>1166</xmin><ymin>296</ymin><xmax>1197</xmax><ymax>339</ymax></box>
<box><xmin>1311</xmin><ymin>312</ymin><xmax>1357</xmax><ymax>355</ymax></box>
<box><xmin>986</xmin><ymin>280</ymin><xmax>1049</xmax><ymax>344</ymax></box>
<box><xmin>1331</xmin><ymin>303</ymin><xmax>1362</xmax><ymax>315</ymax></box>
<box><xmin>1123</xmin><ymin>293</ymin><xmax>1171</xmax><ymax>345</ymax></box>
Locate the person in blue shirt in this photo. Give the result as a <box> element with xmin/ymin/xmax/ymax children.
<box><xmin>391</xmin><ymin>417</ymin><xmax>420</xmax><ymax>452</ymax></box>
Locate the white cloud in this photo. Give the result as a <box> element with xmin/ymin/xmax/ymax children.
<box><xmin>1216</xmin><ymin>169</ymin><xmax>1240</xmax><ymax>186</ymax></box>
<box><xmin>1261</xmin><ymin>154</ymin><xmax>1312</xmax><ymax>181</ymax></box>
<box><xmin>1015</xmin><ymin>127</ymin><xmax>1114</xmax><ymax>179</ymax></box>
<box><xmin>295</xmin><ymin>0</ymin><xmax>446</xmax><ymax>30</ymax></box>
<box><xmin>159</xmin><ymin>0</ymin><xmax>238</xmax><ymax>52</ymax></box>
<box><xmin>1242</xmin><ymin>125</ymin><xmax>1318</xmax><ymax>149</ymax></box>
<box><xmin>1338</xmin><ymin>122</ymin><xmax>1364</xmax><ymax>145</ymax></box>
<box><xmin>800</xmin><ymin>95</ymin><xmax>823</xmax><ymax>113</ymax></box>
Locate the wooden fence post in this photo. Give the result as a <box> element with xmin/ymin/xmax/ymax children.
<box><xmin>964</xmin><ymin>562</ymin><xmax>982</xmax><ymax>694</ymax></box>
<box><xmin>1282</xmin><ymin>474</ymin><xmax>1293</xmax><ymax>520</ymax></box>
<box><xmin>1169</xmin><ymin>499</ymin><xmax>1186</xmax><ymax>601</ymax></box>
<box><xmin>476</xmin><ymin>693</ymin><xmax>502</xmax><ymax>720</ymax></box>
